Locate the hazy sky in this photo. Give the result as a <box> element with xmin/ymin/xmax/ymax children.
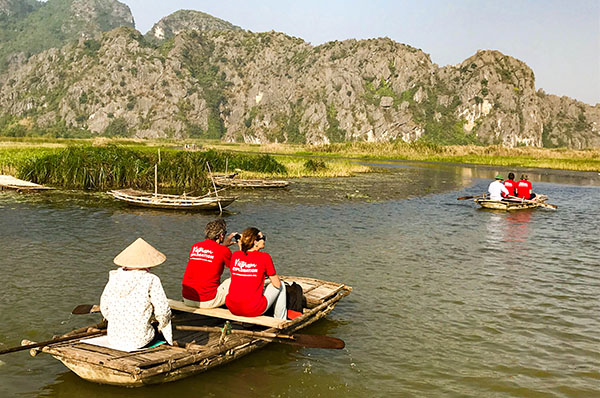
<box><xmin>119</xmin><ymin>0</ymin><xmax>599</xmax><ymax>105</ymax></box>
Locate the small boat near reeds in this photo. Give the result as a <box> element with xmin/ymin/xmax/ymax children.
<box><xmin>475</xmin><ymin>194</ymin><xmax>556</xmax><ymax>211</ymax></box>
<box><xmin>0</xmin><ymin>175</ymin><xmax>53</xmax><ymax>191</ymax></box>
<box><xmin>108</xmin><ymin>189</ymin><xmax>236</xmax><ymax>211</ymax></box>
<box><xmin>213</xmin><ymin>175</ymin><xmax>290</xmax><ymax>188</ymax></box>
<box><xmin>25</xmin><ymin>276</ymin><xmax>351</xmax><ymax>387</ymax></box>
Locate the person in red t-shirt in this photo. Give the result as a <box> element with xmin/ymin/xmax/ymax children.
<box><xmin>504</xmin><ymin>172</ymin><xmax>517</xmax><ymax>198</ymax></box>
<box><xmin>516</xmin><ymin>174</ymin><xmax>536</xmax><ymax>200</ymax></box>
<box><xmin>182</xmin><ymin>219</ymin><xmax>238</xmax><ymax>308</ymax></box>
<box><xmin>225</xmin><ymin>227</ymin><xmax>287</xmax><ymax>319</ymax></box>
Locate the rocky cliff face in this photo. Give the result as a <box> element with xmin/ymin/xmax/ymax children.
<box><xmin>0</xmin><ymin>11</ymin><xmax>598</xmax><ymax>148</ymax></box>
<box><xmin>146</xmin><ymin>9</ymin><xmax>241</xmax><ymax>41</ymax></box>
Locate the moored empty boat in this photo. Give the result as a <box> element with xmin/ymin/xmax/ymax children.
<box><xmin>213</xmin><ymin>175</ymin><xmax>290</xmax><ymax>188</ymax></box>
<box><xmin>108</xmin><ymin>189</ymin><xmax>236</xmax><ymax>210</ymax></box>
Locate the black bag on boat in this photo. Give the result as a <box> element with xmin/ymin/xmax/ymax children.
<box><xmin>285</xmin><ymin>282</ymin><xmax>306</xmax><ymax>312</ymax></box>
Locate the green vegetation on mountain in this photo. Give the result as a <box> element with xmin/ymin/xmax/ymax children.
<box><xmin>0</xmin><ymin>0</ymin><xmax>133</xmax><ymax>71</ymax></box>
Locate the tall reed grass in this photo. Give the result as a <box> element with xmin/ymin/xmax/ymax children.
<box><xmin>16</xmin><ymin>146</ymin><xmax>287</xmax><ymax>191</ymax></box>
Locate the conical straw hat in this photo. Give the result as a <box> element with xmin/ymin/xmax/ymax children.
<box><xmin>113</xmin><ymin>238</ymin><xmax>166</xmax><ymax>269</ymax></box>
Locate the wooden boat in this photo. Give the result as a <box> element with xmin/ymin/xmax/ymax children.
<box><xmin>108</xmin><ymin>189</ymin><xmax>236</xmax><ymax>210</ymax></box>
<box><xmin>475</xmin><ymin>194</ymin><xmax>555</xmax><ymax>211</ymax></box>
<box><xmin>0</xmin><ymin>175</ymin><xmax>53</xmax><ymax>191</ymax></box>
<box><xmin>26</xmin><ymin>276</ymin><xmax>351</xmax><ymax>387</ymax></box>
<box><xmin>213</xmin><ymin>175</ymin><xmax>290</xmax><ymax>188</ymax></box>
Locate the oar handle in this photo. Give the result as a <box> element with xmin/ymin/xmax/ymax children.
<box><xmin>0</xmin><ymin>329</ymin><xmax>106</xmax><ymax>356</ymax></box>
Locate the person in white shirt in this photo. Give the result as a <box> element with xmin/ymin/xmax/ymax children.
<box><xmin>488</xmin><ymin>174</ymin><xmax>509</xmax><ymax>201</ymax></box>
<box><xmin>100</xmin><ymin>238</ymin><xmax>173</xmax><ymax>351</ymax></box>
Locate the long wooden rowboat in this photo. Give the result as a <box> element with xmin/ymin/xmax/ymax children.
<box><xmin>475</xmin><ymin>194</ymin><xmax>552</xmax><ymax>211</ymax></box>
<box><xmin>108</xmin><ymin>189</ymin><xmax>236</xmax><ymax>210</ymax></box>
<box><xmin>213</xmin><ymin>176</ymin><xmax>290</xmax><ymax>188</ymax></box>
<box><xmin>27</xmin><ymin>276</ymin><xmax>351</xmax><ymax>387</ymax></box>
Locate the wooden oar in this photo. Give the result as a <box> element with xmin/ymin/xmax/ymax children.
<box><xmin>507</xmin><ymin>195</ymin><xmax>557</xmax><ymax>210</ymax></box>
<box><xmin>0</xmin><ymin>329</ymin><xmax>106</xmax><ymax>355</ymax></box>
<box><xmin>457</xmin><ymin>193</ymin><xmax>487</xmax><ymax>200</ymax></box>
<box><xmin>175</xmin><ymin>325</ymin><xmax>345</xmax><ymax>349</ymax></box>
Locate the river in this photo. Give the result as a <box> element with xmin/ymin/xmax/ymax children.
<box><xmin>0</xmin><ymin>162</ymin><xmax>598</xmax><ymax>397</ymax></box>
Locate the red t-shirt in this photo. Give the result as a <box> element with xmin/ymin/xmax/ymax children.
<box><xmin>182</xmin><ymin>239</ymin><xmax>232</xmax><ymax>302</ymax></box>
<box><xmin>504</xmin><ymin>180</ymin><xmax>516</xmax><ymax>196</ymax></box>
<box><xmin>516</xmin><ymin>180</ymin><xmax>532</xmax><ymax>199</ymax></box>
<box><xmin>225</xmin><ymin>251</ymin><xmax>276</xmax><ymax>317</ymax></box>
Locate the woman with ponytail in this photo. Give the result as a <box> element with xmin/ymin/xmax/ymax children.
<box><xmin>225</xmin><ymin>227</ymin><xmax>287</xmax><ymax>319</ymax></box>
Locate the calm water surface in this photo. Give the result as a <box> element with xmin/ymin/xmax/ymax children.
<box><xmin>0</xmin><ymin>163</ymin><xmax>599</xmax><ymax>397</ymax></box>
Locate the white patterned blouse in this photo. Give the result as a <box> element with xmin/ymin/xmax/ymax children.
<box><xmin>100</xmin><ymin>268</ymin><xmax>172</xmax><ymax>351</ymax></box>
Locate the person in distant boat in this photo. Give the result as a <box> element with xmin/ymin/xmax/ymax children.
<box><xmin>504</xmin><ymin>172</ymin><xmax>517</xmax><ymax>197</ymax></box>
<box><xmin>226</xmin><ymin>228</ymin><xmax>287</xmax><ymax>319</ymax></box>
<box><xmin>488</xmin><ymin>174</ymin><xmax>509</xmax><ymax>201</ymax></box>
<box><xmin>100</xmin><ymin>238</ymin><xmax>173</xmax><ymax>351</ymax></box>
<box><xmin>516</xmin><ymin>174</ymin><xmax>536</xmax><ymax>200</ymax></box>
<box><xmin>182</xmin><ymin>219</ymin><xmax>237</xmax><ymax>308</ymax></box>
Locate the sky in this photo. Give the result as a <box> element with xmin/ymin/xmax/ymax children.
<box><xmin>119</xmin><ymin>0</ymin><xmax>600</xmax><ymax>105</ymax></box>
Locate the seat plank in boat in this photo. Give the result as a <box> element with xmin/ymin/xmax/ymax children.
<box><xmin>168</xmin><ymin>299</ymin><xmax>287</xmax><ymax>328</ymax></box>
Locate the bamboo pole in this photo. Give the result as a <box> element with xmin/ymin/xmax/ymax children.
<box><xmin>205</xmin><ymin>162</ymin><xmax>222</xmax><ymax>214</ymax></box>
<box><xmin>154</xmin><ymin>164</ymin><xmax>158</xmax><ymax>196</ymax></box>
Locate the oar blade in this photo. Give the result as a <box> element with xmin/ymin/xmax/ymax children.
<box><xmin>457</xmin><ymin>196</ymin><xmax>473</xmax><ymax>201</ymax></box>
<box><xmin>283</xmin><ymin>334</ymin><xmax>345</xmax><ymax>349</ymax></box>
<box><xmin>71</xmin><ymin>304</ymin><xmax>100</xmax><ymax>314</ymax></box>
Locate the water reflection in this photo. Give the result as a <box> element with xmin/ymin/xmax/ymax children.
<box><xmin>504</xmin><ymin>210</ymin><xmax>532</xmax><ymax>243</ymax></box>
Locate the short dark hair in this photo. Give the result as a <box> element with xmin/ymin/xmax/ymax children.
<box><xmin>508</xmin><ymin>172</ymin><xmax>515</xmax><ymax>180</ymax></box>
<box><xmin>205</xmin><ymin>219</ymin><xmax>227</xmax><ymax>241</ymax></box>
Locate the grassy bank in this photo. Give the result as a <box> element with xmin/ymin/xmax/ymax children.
<box><xmin>204</xmin><ymin>141</ymin><xmax>600</xmax><ymax>172</ymax></box>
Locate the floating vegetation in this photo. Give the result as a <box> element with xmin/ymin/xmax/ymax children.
<box><xmin>303</xmin><ymin>159</ymin><xmax>327</xmax><ymax>172</ymax></box>
<box><xmin>16</xmin><ymin>145</ymin><xmax>287</xmax><ymax>191</ymax></box>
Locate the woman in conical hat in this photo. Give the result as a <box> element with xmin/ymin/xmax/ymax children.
<box><xmin>100</xmin><ymin>238</ymin><xmax>173</xmax><ymax>351</ymax></box>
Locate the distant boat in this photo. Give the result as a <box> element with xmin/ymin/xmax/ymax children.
<box><xmin>108</xmin><ymin>189</ymin><xmax>236</xmax><ymax>211</ymax></box>
<box><xmin>475</xmin><ymin>194</ymin><xmax>556</xmax><ymax>211</ymax></box>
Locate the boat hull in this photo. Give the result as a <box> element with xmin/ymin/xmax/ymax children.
<box><xmin>40</xmin><ymin>276</ymin><xmax>351</xmax><ymax>387</ymax></box>
<box><xmin>214</xmin><ymin>177</ymin><xmax>289</xmax><ymax>188</ymax></box>
<box><xmin>108</xmin><ymin>189</ymin><xmax>236</xmax><ymax>210</ymax></box>
<box><xmin>475</xmin><ymin>198</ymin><xmax>544</xmax><ymax>211</ymax></box>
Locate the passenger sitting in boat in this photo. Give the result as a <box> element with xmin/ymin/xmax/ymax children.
<box><xmin>225</xmin><ymin>228</ymin><xmax>287</xmax><ymax>319</ymax></box>
<box><xmin>488</xmin><ymin>174</ymin><xmax>509</xmax><ymax>201</ymax></box>
<box><xmin>504</xmin><ymin>172</ymin><xmax>517</xmax><ymax>197</ymax></box>
<box><xmin>100</xmin><ymin>238</ymin><xmax>173</xmax><ymax>351</ymax></box>
<box><xmin>182</xmin><ymin>219</ymin><xmax>237</xmax><ymax>308</ymax></box>
<box><xmin>516</xmin><ymin>174</ymin><xmax>536</xmax><ymax>200</ymax></box>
